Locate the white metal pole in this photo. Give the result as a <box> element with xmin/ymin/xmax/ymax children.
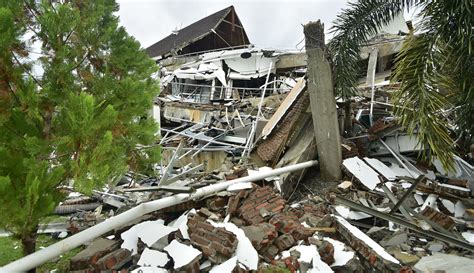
<box><xmin>1</xmin><ymin>160</ymin><xmax>317</xmax><ymax>272</ymax></box>
<box><xmin>242</xmin><ymin>62</ymin><xmax>273</xmax><ymax>158</ymax></box>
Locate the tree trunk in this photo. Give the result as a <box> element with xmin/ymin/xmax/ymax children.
<box><xmin>21</xmin><ymin>232</ymin><xmax>37</xmax><ymax>273</ymax></box>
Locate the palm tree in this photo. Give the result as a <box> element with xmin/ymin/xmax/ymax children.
<box><xmin>329</xmin><ymin>0</ymin><xmax>473</xmax><ymax>170</ymax></box>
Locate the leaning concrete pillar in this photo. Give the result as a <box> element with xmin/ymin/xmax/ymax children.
<box><xmin>304</xmin><ymin>20</ymin><xmax>342</xmax><ymax>181</ymax></box>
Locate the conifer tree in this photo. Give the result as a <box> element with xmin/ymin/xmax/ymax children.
<box><xmin>0</xmin><ymin>0</ymin><xmax>160</xmax><ymax>259</ymax></box>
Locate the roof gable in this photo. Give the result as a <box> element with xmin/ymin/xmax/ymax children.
<box><xmin>146</xmin><ymin>6</ymin><xmax>249</xmax><ymax>59</ymax></box>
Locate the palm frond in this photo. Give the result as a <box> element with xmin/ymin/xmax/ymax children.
<box><xmin>392</xmin><ymin>33</ymin><xmax>455</xmax><ymax>170</ymax></box>
<box><xmin>419</xmin><ymin>0</ymin><xmax>474</xmax><ymax>140</ymax></box>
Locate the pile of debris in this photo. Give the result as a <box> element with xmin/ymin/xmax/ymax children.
<box><xmin>62</xmin><ymin>143</ymin><xmax>474</xmax><ymax>272</ymax></box>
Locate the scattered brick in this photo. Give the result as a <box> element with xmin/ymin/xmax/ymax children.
<box><xmin>95</xmin><ymin>248</ymin><xmax>132</xmax><ymax>270</ymax></box>
<box><xmin>239</xmin><ymin>186</ymin><xmax>286</xmax><ymax>225</ymax></box>
<box><xmin>187</xmin><ymin>214</ymin><xmax>237</xmax><ymax>263</ymax></box>
<box><xmin>70</xmin><ymin>238</ymin><xmax>119</xmax><ymax>270</ymax></box>
<box><xmin>274</xmin><ymin>234</ymin><xmax>296</xmax><ymax>252</ymax></box>
<box><xmin>317</xmin><ymin>240</ymin><xmax>335</xmax><ymax>265</ymax></box>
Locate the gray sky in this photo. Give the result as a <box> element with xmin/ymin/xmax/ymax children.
<box><xmin>116</xmin><ymin>0</ymin><xmax>349</xmax><ymax>50</ymax></box>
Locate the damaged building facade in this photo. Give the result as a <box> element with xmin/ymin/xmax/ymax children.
<box><xmin>3</xmin><ymin>5</ymin><xmax>474</xmax><ymax>273</ymax></box>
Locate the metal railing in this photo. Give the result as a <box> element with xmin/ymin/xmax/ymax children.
<box><xmin>170</xmin><ymin>82</ymin><xmax>292</xmax><ymax>104</ymax></box>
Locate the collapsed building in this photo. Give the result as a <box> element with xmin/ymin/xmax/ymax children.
<box><xmin>3</xmin><ymin>5</ymin><xmax>473</xmax><ymax>273</ymax></box>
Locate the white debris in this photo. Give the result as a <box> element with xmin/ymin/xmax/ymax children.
<box><xmin>323</xmin><ymin>238</ymin><xmax>354</xmax><ymax>266</ymax></box>
<box><xmin>293</xmin><ymin>245</ymin><xmax>318</xmax><ymax>263</ymax></box>
<box><xmin>364</xmin><ymin>157</ymin><xmax>398</xmax><ymax>181</ymax></box>
<box><xmin>343</xmin><ymin>157</ymin><xmax>381</xmax><ymax>190</ymax></box>
<box><xmin>281</xmin><ymin>244</ymin><xmax>333</xmax><ymax>272</ymax></box>
<box><xmin>309</xmin><ymin>253</ymin><xmax>334</xmax><ymax>273</ymax></box>
<box><xmin>199</xmin><ymin>260</ymin><xmax>212</xmax><ymax>270</ymax></box>
<box><xmin>138</xmin><ymin>248</ymin><xmax>169</xmax><ymax>267</ymax></box>
<box><xmin>461</xmin><ymin>231</ymin><xmax>474</xmax><ymax>244</ymax></box>
<box><xmin>455</xmin><ymin>201</ymin><xmax>466</xmax><ymax>218</ymax></box>
<box><xmin>164</xmin><ymin>240</ymin><xmax>201</xmax><ymax>269</ymax></box>
<box><xmin>209</xmin><ymin>221</ymin><xmax>259</xmax><ymax>270</ymax></box>
<box><xmin>441</xmin><ymin>199</ymin><xmax>455</xmax><ymax>214</ymax></box>
<box><xmin>335</xmin><ymin>205</ymin><xmax>371</xmax><ymax>220</ymax></box>
<box><xmin>168</xmin><ymin>209</ymin><xmax>196</xmax><ymax>240</ymax></box>
<box><xmin>334</xmin><ymin>215</ymin><xmax>399</xmax><ymax>264</ymax></box>
<box><xmin>121</xmin><ymin>220</ymin><xmax>177</xmax><ymax>255</ymax></box>
<box><xmin>209</xmin><ymin>257</ymin><xmax>238</xmax><ymax>273</ymax></box>
<box><xmin>414</xmin><ymin>194</ymin><xmax>425</xmax><ymax>205</ymax></box>
<box><xmin>227</xmin><ymin>182</ymin><xmax>253</xmax><ymax>192</ymax></box>
<box><xmin>420</xmin><ymin>194</ymin><xmax>438</xmax><ymax>211</ymax></box>
<box><xmin>131</xmin><ymin>267</ymin><xmax>168</xmax><ymax>273</ymax></box>
<box><xmin>338</xmin><ymin>181</ymin><xmax>352</xmax><ymax>189</ymax></box>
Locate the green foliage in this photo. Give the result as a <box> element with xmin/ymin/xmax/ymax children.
<box><xmin>328</xmin><ymin>0</ymin><xmax>419</xmax><ymax>99</ymax></box>
<box><xmin>0</xmin><ymin>0</ymin><xmax>160</xmax><ymax>254</ymax></box>
<box><xmin>330</xmin><ymin>0</ymin><xmax>473</xmax><ymax>170</ymax></box>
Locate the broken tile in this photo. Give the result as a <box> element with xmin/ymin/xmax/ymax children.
<box><xmin>121</xmin><ymin>219</ymin><xmax>178</xmax><ymax>254</ymax></box>
<box><xmin>209</xmin><ymin>256</ymin><xmax>238</xmax><ymax>273</ymax></box>
<box><xmin>164</xmin><ymin>239</ymin><xmax>201</xmax><ymax>270</ymax></box>
<box><xmin>168</xmin><ymin>209</ymin><xmax>196</xmax><ymax>240</ymax></box>
<box><xmin>137</xmin><ymin>248</ymin><xmax>169</xmax><ymax>268</ymax></box>
<box><xmin>461</xmin><ymin>231</ymin><xmax>474</xmax><ymax>244</ymax></box>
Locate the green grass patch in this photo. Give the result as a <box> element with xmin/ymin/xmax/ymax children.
<box><xmin>0</xmin><ymin>234</ymin><xmax>83</xmax><ymax>271</ymax></box>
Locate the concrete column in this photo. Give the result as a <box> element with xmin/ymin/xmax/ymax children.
<box><xmin>304</xmin><ymin>20</ymin><xmax>342</xmax><ymax>181</ymax></box>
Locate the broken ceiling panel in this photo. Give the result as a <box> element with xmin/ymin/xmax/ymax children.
<box><xmin>342</xmin><ymin>157</ymin><xmax>381</xmax><ymax>190</ymax></box>
<box><xmin>164</xmin><ymin>239</ymin><xmax>202</xmax><ymax>269</ymax></box>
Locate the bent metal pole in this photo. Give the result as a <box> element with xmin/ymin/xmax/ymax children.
<box><xmin>1</xmin><ymin>160</ymin><xmax>318</xmax><ymax>272</ymax></box>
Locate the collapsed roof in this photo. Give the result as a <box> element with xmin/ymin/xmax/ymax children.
<box><xmin>146</xmin><ymin>6</ymin><xmax>251</xmax><ymax>60</ymax></box>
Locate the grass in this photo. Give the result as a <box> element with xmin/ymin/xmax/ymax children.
<box><xmin>0</xmin><ymin>234</ymin><xmax>83</xmax><ymax>272</ymax></box>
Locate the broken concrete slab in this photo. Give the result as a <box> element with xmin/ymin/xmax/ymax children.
<box><xmin>334</xmin><ymin>215</ymin><xmax>400</xmax><ymax>270</ymax></box>
<box><xmin>382</xmin><ymin>232</ymin><xmax>408</xmax><ymax>247</ymax></box>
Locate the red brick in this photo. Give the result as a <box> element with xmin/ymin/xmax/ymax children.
<box><xmin>95</xmin><ymin>248</ymin><xmax>131</xmax><ymax>270</ymax></box>
<box><xmin>318</xmin><ymin>240</ymin><xmax>334</xmax><ymax>265</ymax></box>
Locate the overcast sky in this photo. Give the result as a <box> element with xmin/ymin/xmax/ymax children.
<box><xmin>116</xmin><ymin>0</ymin><xmax>349</xmax><ymax>51</ymax></box>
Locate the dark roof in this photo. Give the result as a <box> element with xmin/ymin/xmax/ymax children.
<box><xmin>146</xmin><ymin>6</ymin><xmax>234</xmax><ymax>58</ymax></box>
